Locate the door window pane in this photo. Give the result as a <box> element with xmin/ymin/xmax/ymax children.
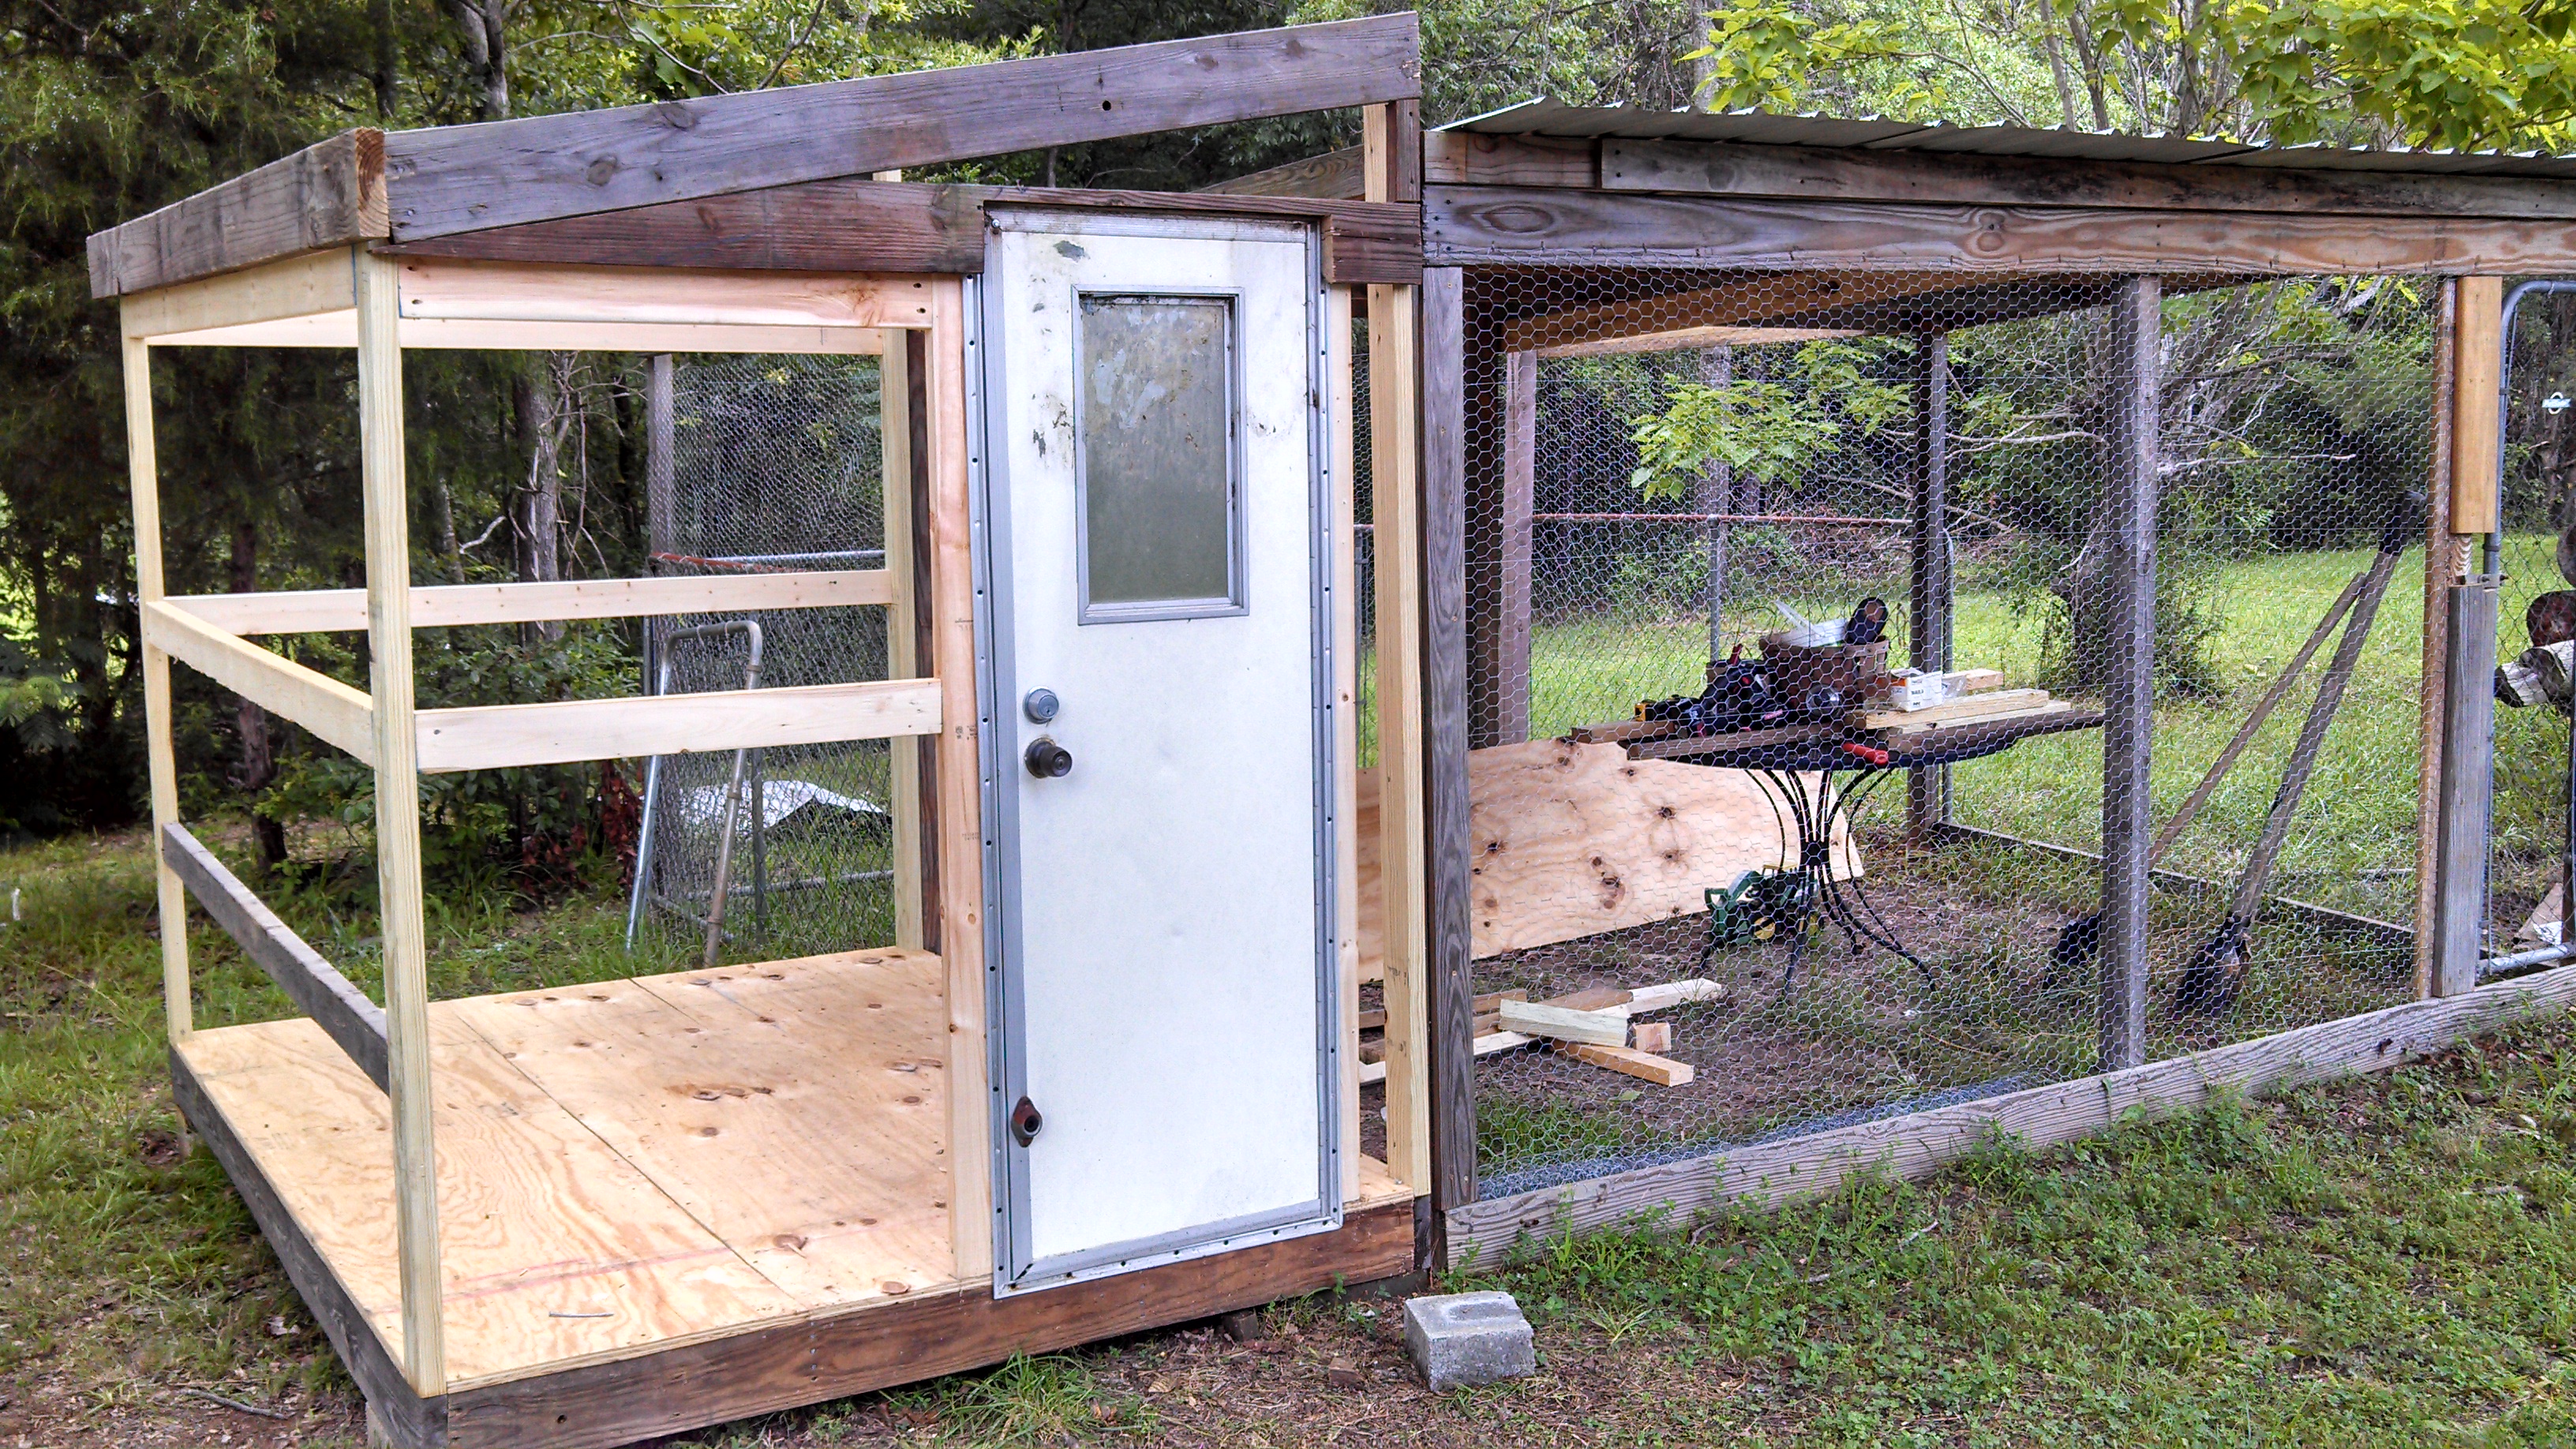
<box><xmin>1077</xmin><ymin>294</ymin><xmax>1241</xmax><ymax>617</ymax></box>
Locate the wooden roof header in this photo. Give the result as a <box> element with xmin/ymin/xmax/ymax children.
<box><xmin>88</xmin><ymin>13</ymin><xmax>1421</xmax><ymax>299</ymax></box>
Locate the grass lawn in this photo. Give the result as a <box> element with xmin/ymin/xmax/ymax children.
<box><xmin>9</xmin><ymin>830</ymin><xmax>2576</xmax><ymax>1445</ymax></box>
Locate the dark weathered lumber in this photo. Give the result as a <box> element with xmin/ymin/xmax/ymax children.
<box><xmin>162</xmin><ymin>823</ymin><xmax>390</xmax><ymax>1092</ymax></box>
<box><xmin>441</xmin><ymin>1200</ymin><xmax>1413</xmax><ymax>1449</ymax></box>
<box><xmin>1904</xmin><ymin>332</ymin><xmax>1951</xmax><ymax>837</ymax></box>
<box><xmin>386</xmin><ymin>178</ymin><xmax>987</xmax><ymax>272</ymax></box>
<box><xmin>1423</xmin><ymin>186</ymin><xmax>2576</xmax><ymax>275</ymax></box>
<box><xmin>1447</xmin><ymin>959</ymin><xmax>2576</xmax><ymax>1267</ymax></box>
<box><xmin>1200</xmin><ymin>145</ymin><xmax>1366</xmax><ymax>199</ymax></box>
<box><xmin>88</xmin><ymin>130</ymin><xmax>387</xmax><ymax>298</ymax></box>
<box><xmin>1600</xmin><ymin>136</ymin><xmax>2576</xmax><ymax>220</ymax></box>
<box><xmin>171</xmin><ymin>1048</ymin><xmax>444</xmax><ymax>1444</ymax></box>
<box><xmin>2099</xmin><ymin>276</ymin><xmax>2159</xmax><ymax>1071</ymax></box>
<box><xmin>1422</xmin><ymin>130</ymin><xmax>1595</xmax><ymax>188</ymax></box>
<box><xmin>382</xmin><ymin>16</ymin><xmax>1421</xmax><ymax>242</ymax></box>
<box><xmin>382</xmin><ymin>178</ymin><xmax>1421</xmax><ymax>282</ymax></box>
<box><xmin>1323</xmin><ymin>211</ymin><xmax>1424</xmax><ymax>284</ymax></box>
<box><xmin>1417</xmin><ymin>267</ymin><xmax>1477</xmax><ymax>1218</ymax></box>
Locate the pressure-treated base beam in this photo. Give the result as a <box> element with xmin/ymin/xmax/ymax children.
<box><xmin>163</xmin><ymin>824</ymin><xmax>389</xmax><ymax>1091</ymax></box>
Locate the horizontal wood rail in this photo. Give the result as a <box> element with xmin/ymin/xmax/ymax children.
<box><xmin>163</xmin><ymin>823</ymin><xmax>390</xmax><ymax>1091</ymax></box>
<box><xmin>169</xmin><ymin>568</ymin><xmax>897</xmax><ymax>635</ymax></box>
<box><xmin>119</xmin><ymin>247</ymin><xmax>355</xmax><ymax>342</ymax></box>
<box><xmin>1447</xmin><ymin>957</ymin><xmax>2576</xmax><ymax>1267</ymax></box>
<box><xmin>143</xmin><ymin>601</ymin><xmax>376</xmax><ymax>766</ymax></box>
<box><xmin>414</xmin><ymin>677</ymin><xmax>941</xmax><ymax>773</ymax></box>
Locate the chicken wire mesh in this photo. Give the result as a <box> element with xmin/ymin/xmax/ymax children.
<box><xmin>626</xmin><ymin>351</ymin><xmax>899</xmax><ymax>963</ymax></box>
<box><xmin>1451</xmin><ymin>268</ymin><xmax>2438</xmax><ymax>1199</ymax></box>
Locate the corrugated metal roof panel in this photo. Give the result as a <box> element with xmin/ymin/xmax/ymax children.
<box><xmin>1437</xmin><ymin>101</ymin><xmax>2576</xmax><ymax>178</ymax></box>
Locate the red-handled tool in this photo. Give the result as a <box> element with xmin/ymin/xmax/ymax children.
<box><xmin>1840</xmin><ymin>742</ymin><xmax>1892</xmax><ymax>766</ymax></box>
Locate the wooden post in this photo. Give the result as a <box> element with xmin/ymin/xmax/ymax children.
<box><xmin>1907</xmin><ymin>333</ymin><xmax>1953</xmax><ymax>837</ymax></box>
<box><xmin>2435</xmin><ymin>275</ymin><xmax>2506</xmax><ymax>996</ymax></box>
<box><xmin>1694</xmin><ymin>345</ymin><xmax>1733</xmax><ymax>668</ymax></box>
<box><xmin>882</xmin><ymin>329</ymin><xmax>923</xmax><ymax>952</ymax></box>
<box><xmin>2417</xmin><ymin>279</ymin><xmax>2459</xmax><ymax>999</ymax></box>
<box><xmin>1419</xmin><ymin>266</ymin><xmax>1477</xmax><ymax>1216</ymax></box>
<box><xmin>354</xmin><ymin>246</ymin><xmax>444</xmax><ymax>1395</ymax></box>
<box><xmin>1330</xmin><ymin>285</ymin><xmax>1363</xmax><ymax>1206</ymax></box>
<box><xmin>2099</xmin><ymin>278</ymin><xmax>2159</xmax><ymax>1073</ymax></box>
<box><xmin>921</xmin><ymin>280</ymin><xmax>992</xmax><ymax>1277</ymax></box>
<box><xmin>118</xmin><ymin>332</ymin><xmax>191</xmax><ymax>1052</ymax></box>
<box><xmin>1365</xmin><ymin>98</ymin><xmax>1433</xmax><ymax>1201</ymax></box>
<box><xmin>1483</xmin><ymin>350</ymin><xmax>1533</xmax><ymax>746</ymax></box>
<box><xmin>1369</xmin><ymin>282</ymin><xmax>1430</xmax><ymax>1196</ymax></box>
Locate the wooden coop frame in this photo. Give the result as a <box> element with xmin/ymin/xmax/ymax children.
<box><xmin>1374</xmin><ymin>111</ymin><xmax>2576</xmax><ymax>1264</ymax></box>
<box><xmin>95</xmin><ymin>9</ymin><xmax>2576</xmax><ymax>1440</ymax></box>
<box><xmin>92</xmin><ymin>17</ymin><xmax>1431</xmax><ymax>1448</ymax></box>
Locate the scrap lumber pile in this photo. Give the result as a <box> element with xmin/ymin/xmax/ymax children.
<box><xmin>1357</xmin><ymin>979</ymin><xmax>1721</xmax><ymax>1088</ymax></box>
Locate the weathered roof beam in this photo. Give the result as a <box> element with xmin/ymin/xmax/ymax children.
<box><xmin>380</xmin><ymin>14</ymin><xmax>1420</xmax><ymax>242</ymax></box>
<box><xmin>1425</xmin><ymin>129</ymin><xmax>2576</xmax><ymax>221</ymax></box>
<box><xmin>88</xmin><ymin>14</ymin><xmax>1421</xmax><ymax>298</ymax></box>
<box><xmin>1199</xmin><ymin>145</ymin><xmax>1367</xmax><ymax>200</ymax></box>
<box><xmin>88</xmin><ymin>130</ymin><xmax>386</xmax><ymax>299</ymax></box>
<box><xmin>384</xmin><ymin>179</ymin><xmax>1422</xmax><ymax>284</ymax></box>
<box><xmin>1428</xmin><ymin>185</ymin><xmax>2576</xmax><ymax>275</ymax></box>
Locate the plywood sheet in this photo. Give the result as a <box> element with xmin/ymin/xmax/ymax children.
<box><xmin>178</xmin><ymin>1013</ymin><xmax>798</xmax><ymax>1390</ymax></box>
<box><xmin>1357</xmin><ymin>739</ymin><xmax>1862</xmax><ymax>970</ymax></box>
<box><xmin>446</xmin><ymin>949</ymin><xmax>951</xmax><ymax>1311</ymax></box>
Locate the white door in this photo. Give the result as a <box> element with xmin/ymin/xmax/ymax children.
<box><xmin>978</xmin><ymin>211</ymin><xmax>1339</xmax><ymax>1292</ymax></box>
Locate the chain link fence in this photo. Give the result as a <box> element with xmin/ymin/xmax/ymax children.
<box><xmin>627</xmin><ymin>351</ymin><xmax>898</xmax><ymax>963</ymax></box>
<box><xmin>1444</xmin><ymin>268</ymin><xmax>2438</xmax><ymax>1199</ymax></box>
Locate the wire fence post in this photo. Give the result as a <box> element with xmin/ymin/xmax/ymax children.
<box><xmin>2099</xmin><ymin>277</ymin><xmax>2160</xmax><ymax>1072</ymax></box>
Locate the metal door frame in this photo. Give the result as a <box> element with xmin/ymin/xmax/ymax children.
<box><xmin>971</xmin><ymin>208</ymin><xmax>1342</xmax><ymax>1295</ymax></box>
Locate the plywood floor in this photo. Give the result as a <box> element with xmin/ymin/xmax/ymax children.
<box><xmin>177</xmin><ymin>948</ymin><xmax>960</xmax><ymax>1391</ymax></box>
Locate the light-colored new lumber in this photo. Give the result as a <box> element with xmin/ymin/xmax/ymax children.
<box><xmin>2451</xmin><ymin>276</ymin><xmax>2503</xmax><ymax>537</ymax></box>
<box><xmin>1335</xmin><ymin>318</ymin><xmax>1376</xmax><ymax>1154</ymax></box>
<box><xmin>1558</xmin><ymin>1042</ymin><xmax>1693</xmax><ymax>1087</ymax></box>
<box><xmin>413</xmin><ymin>678</ymin><xmax>940</xmax><ymax>773</ymax></box>
<box><xmin>1533</xmin><ymin>325</ymin><xmax>1858</xmax><ymax>360</ymax></box>
<box><xmin>176</xmin><ymin>1012</ymin><xmax>802</xmax><ymax>1391</ymax></box>
<box><xmin>144</xmin><ymin>316</ymin><xmax>888</xmax><ymax>355</ymax></box>
<box><xmin>393</xmin><ymin>256</ymin><xmax>937</xmax><ymax>331</ymax></box>
<box><xmin>1631</xmin><ymin>1022</ymin><xmax>1672</xmax><ymax>1054</ymax></box>
<box><xmin>1362</xmin><ymin>1028</ymin><xmax>1530</xmax><ymax>1086</ymax></box>
<box><xmin>122</xmin><ymin>335</ymin><xmax>190</xmax><ymax>1049</ymax></box>
<box><xmin>1368</xmin><ymin>265</ymin><xmax>1431</xmax><ymax>1193</ymax></box>
<box><xmin>118</xmin><ymin>246</ymin><xmax>354</xmax><ymax>340</ymax></box>
<box><xmin>1448</xmin><ymin>959</ymin><xmax>2576</xmax><ymax>1270</ymax></box>
<box><xmin>162</xmin><ymin>822</ymin><xmax>388</xmax><ymax>1092</ymax></box>
<box><xmin>1856</xmin><ymin>687</ymin><xmax>2050</xmax><ymax>729</ymax></box>
<box><xmin>1878</xmin><ymin>701</ymin><xmax>2073</xmax><ymax>736</ymax></box>
<box><xmin>882</xmin><ymin>331</ymin><xmax>924</xmax><ymax>956</ymax></box>
<box><xmin>355</xmin><ymin>247</ymin><xmax>444</xmax><ymax>1395</ymax></box>
<box><xmin>167</xmin><ymin>569</ymin><xmax>897</xmax><ymax>635</ymax></box>
<box><xmin>1496</xmin><ymin>998</ymin><xmax>1629</xmax><ymax>1047</ymax></box>
<box><xmin>142</xmin><ymin>600</ymin><xmax>376</xmax><ymax>766</ymax></box>
<box><xmin>923</xmin><ymin>276</ymin><xmax>994</xmax><ymax>1279</ymax></box>
<box><xmin>447</xmin><ymin>951</ymin><xmax>953</xmax><ymax>1316</ymax></box>
<box><xmin>1626</xmin><ymin>979</ymin><xmax>1724</xmax><ymax>1013</ymax></box>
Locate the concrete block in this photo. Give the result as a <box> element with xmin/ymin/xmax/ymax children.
<box><xmin>1402</xmin><ymin>1290</ymin><xmax>1535</xmax><ymax>1390</ymax></box>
